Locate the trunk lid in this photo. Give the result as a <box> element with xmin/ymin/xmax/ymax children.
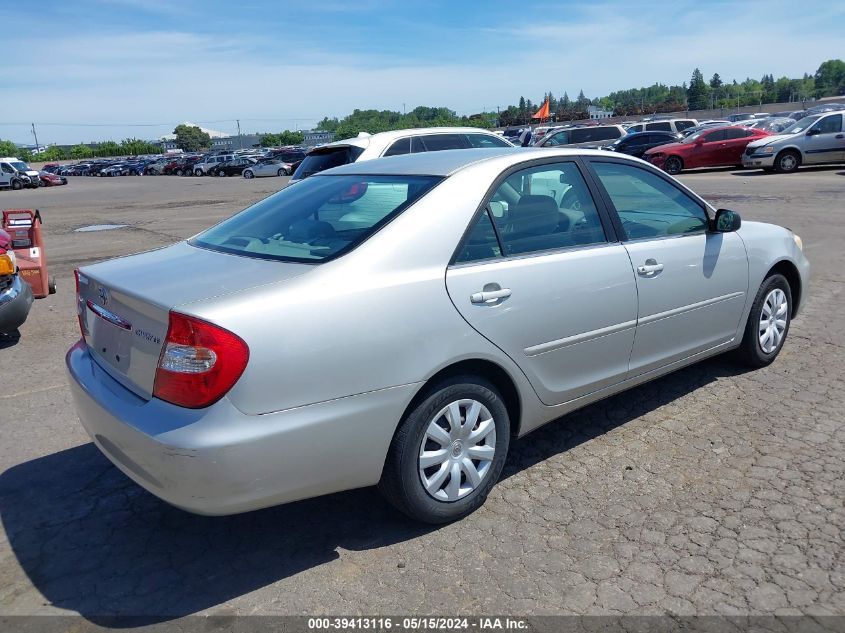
<box><xmin>77</xmin><ymin>241</ymin><xmax>312</xmax><ymax>399</ymax></box>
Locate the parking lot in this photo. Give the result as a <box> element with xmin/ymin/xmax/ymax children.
<box><xmin>1</xmin><ymin>167</ymin><xmax>843</xmax><ymax>620</ymax></box>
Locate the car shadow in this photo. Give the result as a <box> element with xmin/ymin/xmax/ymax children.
<box><xmin>0</xmin><ymin>355</ymin><xmax>749</xmax><ymax>624</ymax></box>
<box><xmin>729</xmin><ymin>165</ymin><xmax>845</xmax><ymax>176</ymax></box>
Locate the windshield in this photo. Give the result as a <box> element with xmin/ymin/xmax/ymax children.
<box><xmin>781</xmin><ymin>115</ymin><xmax>821</xmax><ymax>135</ymax></box>
<box><xmin>191</xmin><ymin>174</ymin><xmax>441</xmax><ymax>263</ymax></box>
<box><xmin>10</xmin><ymin>161</ymin><xmax>29</xmax><ymax>171</ymax></box>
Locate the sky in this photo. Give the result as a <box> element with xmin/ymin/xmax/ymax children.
<box><xmin>1</xmin><ymin>0</ymin><xmax>843</xmax><ymax>146</ymax></box>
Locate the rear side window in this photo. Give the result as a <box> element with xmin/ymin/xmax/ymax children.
<box><xmin>466</xmin><ymin>134</ymin><xmax>512</xmax><ymax>148</ymax></box>
<box><xmin>571</xmin><ymin>127</ymin><xmax>621</xmax><ymax>143</ymax></box>
<box><xmin>628</xmin><ymin>124</ymin><xmax>644</xmax><ymax>133</ymax></box>
<box><xmin>192</xmin><ymin>174</ymin><xmax>441</xmax><ymax>263</ymax></box>
<box><xmin>646</xmin><ymin>122</ymin><xmax>672</xmax><ymax>132</ymax></box>
<box><xmin>292</xmin><ymin>146</ymin><xmax>365</xmax><ymax>179</ymax></box>
<box><xmin>703</xmin><ymin>129</ymin><xmax>727</xmax><ymax>142</ymax></box>
<box><xmin>418</xmin><ymin>134</ymin><xmax>470</xmax><ymax>152</ymax></box>
<box><xmin>454</xmin><ymin>209</ymin><xmax>501</xmax><ymax>263</ymax></box>
<box><xmin>725</xmin><ymin>128</ymin><xmax>748</xmax><ymax>140</ymax></box>
<box><xmin>383</xmin><ymin>137</ymin><xmax>411</xmax><ymax>156</ymax></box>
<box><xmin>542</xmin><ymin>130</ymin><xmax>570</xmax><ymax>146</ymax></box>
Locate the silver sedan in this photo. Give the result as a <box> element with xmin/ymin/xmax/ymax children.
<box><xmin>242</xmin><ymin>159</ymin><xmax>293</xmax><ymax>179</ymax></box>
<box><xmin>67</xmin><ymin>148</ymin><xmax>810</xmax><ymax>523</ymax></box>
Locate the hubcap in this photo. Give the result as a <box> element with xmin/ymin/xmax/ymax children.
<box><xmin>781</xmin><ymin>155</ymin><xmax>797</xmax><ymax>170</ymax></box>
<box><xmin>759</xmin><ymin>288</ymin><xmax>788</xmax><ymax>354</ymax></box>
<box><xmin>418</xmin><ymin>399</ymin><xmax>496</xmax><ymax>502</ymax></box>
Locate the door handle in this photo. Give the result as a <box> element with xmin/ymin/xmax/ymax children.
<box><xmin>470</xmin><ymin>288</ymin><xmax>512</xmax><ymax>304</ymax></box>
<box><xmin>636</xmin><ymin>259</ymin><xmax>664</xmax><ymax>276</ymax></box>
<box><xmin>836</xmin><ymin>134</ymin><xmax>844</xmax><ymax>139</ymax></box>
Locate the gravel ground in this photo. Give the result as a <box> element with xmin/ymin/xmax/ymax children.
<box><xmin>0</xmin><ymin>167</ymin><xmax>843</xmax><ymax>623</ymax></box>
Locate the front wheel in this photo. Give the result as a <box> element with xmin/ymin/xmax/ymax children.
<box><xmin>11</xmin><ymin>179</ymin><xmax>23</xmax><ymax>190</ymax></box>
<box><xmin>379</xmin><ymin>376</ymin><xmax>510</xmax><ymax>524</ymax></box>
<box><xmin>243</xmin><ymin>170</ymin><xmax>254</xmax><ymax>179</ymax></box>
<box><xmin>663</xmin><ymin>156</ymin><xmax>684</xmax><ymax>175</ymax></box>
<box><xmin>734</xmin><ymin>273</ymin><xmax>792</xmax><ymax>367</ymax></box>
<box><xmin>775</xmin><ymin>150</ymin><xmax>800</xmax><ymax>174</ymax></box>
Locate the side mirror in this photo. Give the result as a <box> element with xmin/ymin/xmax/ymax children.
<box><xmin>806</xmin><ymin>128</ymin><xmax>820</xmax><ymax>136</ymax></box>
<box><xmin>712</xmin><ymin>208</ymin><xmax>741</xmax><ymax>233</ymax></box>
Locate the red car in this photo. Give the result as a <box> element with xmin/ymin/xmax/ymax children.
<box><xmin>644</xmin><ymin>126</ymin><xmax>771</xmax><ymax>174</ymax></box>
<box><xmin>38</xmin><ymin>171</ymin><xmax>68</xmax><ymax>186</ymax></box>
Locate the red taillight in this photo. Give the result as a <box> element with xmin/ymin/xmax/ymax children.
<box><xmin>153</xmin><ymin>312</ymin><xmax>249</xmax><ymax>409</ymax></box>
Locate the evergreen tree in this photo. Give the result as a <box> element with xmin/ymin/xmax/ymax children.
<box><xmin>687</xmin><ymin>68</ymin><xmax>709</xmax><ymax>110</ymax></box>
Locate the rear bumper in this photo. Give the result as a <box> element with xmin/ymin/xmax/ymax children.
<box><xmin>66</xmin><ymin>342</ymin><xmax>418</xmax><ymax>515</ymax></box>
<box><xmin>0</xmin><ymin>275</ymin><xmax>34</xmax><ymax>333</ymax></box>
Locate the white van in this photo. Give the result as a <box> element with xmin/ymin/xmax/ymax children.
<box><xmin>625</xmin><ymin>118</ymin><xmax>698</xmax><ymax>134</ymax></box>
<box><xmin>0</xmin><ymin>158</ymin><xmax>39</xmax><ymax>190</ymax></box>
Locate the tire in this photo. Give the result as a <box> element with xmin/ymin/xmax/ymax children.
<box><xmin>11</xmin><ymin>179</ymin><xmax>22</xmax><ymax>190</ymax></box>
<box><xmin>175</xmin><ymin>169</ymin><xmax>183</xmax><ymax>176</ymax></box>
<box><xmin>48</xmin><ymin>276</ymin><xmax>56</xmax><ymax>295</ymax></box>
<box><xmin>379</xmin><ymin>376</ymin><xmax>510</xmax><ymax>524</ymax></box>
<box><xmin>774</xmin><ymin>150</ymin><xmax>801</xmax><ymax>174</ymax></box>
<box><xmin>733</xmin><ymin>273</ymin><xmax>792</xmax><ymax>368</ymax></box>
<box><xmin>194</xmin><ymin>170</ymin><xmax>203</xmax><ymax>177</ymax></box>
<box><xmin>663</xmin><ymin>156</ymin><xmax>684</xmax><ymax>175</ymax></box>
<box><xmin>244</xmin><ymin>170</ymin><xmax>254</xmax><ymax>179</ymax></box>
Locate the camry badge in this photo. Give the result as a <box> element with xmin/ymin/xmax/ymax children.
<box><xmin>98</xmin><ymin>286</ymin><xmax>109</xmax><ymax>306</ymax></box>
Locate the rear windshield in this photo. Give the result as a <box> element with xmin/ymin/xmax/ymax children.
<box><xmin>292</xmin><ymin>146</ymin><xmax>365</xmax><ymax>179</ymax></box>
<box><xmin>191</xmin><ymin>174</ymin><xmax>442</xmax><ymax>263</ymax></box>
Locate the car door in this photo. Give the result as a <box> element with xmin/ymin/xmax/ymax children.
<box><xmin>0</xmin><ymin>163</ymin><xmax>13</xmax><ymax>187</ymax></box>
<box><xmin>588</xmin><ymin>159</ymin><xmax>748</xmax><ymax>376</ymax></box>
<box><xmin>692</xmin><ymin>128</ymin><xmax>727</xmax><ymax>167</ymax></box>
<box><xmin>445</xmin><ymin>159</ymin><xmax>638</xmax><ymax>406</ymax></box>
<box><xmin>721</xmin><ymin>127</ymin><xmax>753</xmax><ymax>165</ymax></box>
<box><xmin>803</xmin><ymin>114</ymin><xmax>844</xmax><ymax>164</ymax></box>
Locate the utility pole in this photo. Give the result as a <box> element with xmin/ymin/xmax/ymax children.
<box><xmin>236</xmin><ymin>119</ymin><xmax>242</xmax><ymax>150</ymax></box>
<box><xmin>403</xmin><ymin>103</ymin><xmax>406</xmax><ymax>116</ymax></box>
<box><xmin>31</xmin><ymin>123</ymin><xmax>40</xmax><ymax>153</ymax></box>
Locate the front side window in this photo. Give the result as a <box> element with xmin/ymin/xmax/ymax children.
<box><xmin>1</xmin><ymin>163</ymin><xmax>14</xmax><ymax>174</ymax></box>
<box><xmin>703</xmin><ymin>129</ymin><xmax>727</xmax><ymax>143</ymax></box>
<box><xmin>591</xmin><ymin>162</ymin><xmax>708</xmax><ymax>240</ymax></box>
<box><xmin>458</xmin><ymin>162</ymin><xmax>605</xmax><ymax>260</ymax></box>
<box><xmin>542</xmin><ymin>130</ymin><xmax>570</xmax><ymax>146</ymax></box>
<box><xmin>675</xmin><ymin>120</ymin><xmax>695</xmax><ymax>131</ymax></box>
<box><xmin>192</xmin><ymin>174</ymin><xmax>441</xmax><ymax>263</ymax></box>
<box><xmin>646</xmin><ymin>122</ymin><xmax>671</xmax><ymax>132</ymax></box>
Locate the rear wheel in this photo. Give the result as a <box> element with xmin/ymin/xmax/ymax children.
<box><xmin>48</xmin><ymin>276</ymin><xmax>57</xmax><ymax>295</ymax></box>
<box><xmin>243</xmin><ymin>170</ymin><xmax>254</xmax><ymax>179</ymax></box>
<box><xmin>664</xmin><ymin>156</ymin><xmax>684</xmax><ymax>175</ymax></box>
<box><xmin>379</xmin><ymin>376</ymin><xmax>510</xmax><ymax>524</ymax></box>
<box><xmin>194</xmin><ymin>169</ymin><xmax>203</xmax><ymax>177</ymax></box>
<box><xmin>277</xmin><ymin>168</ymin><xmax>285</xmax><ymax>177</ymax></box>
<box><xmin>775</xmin><ymin>150</ymin><xmax>800</xmax><ymax>173</ymax></box>
<box><xmin>734</xmin><ymin>274</ymin><xmax>792</xmax><ymax>367</ymax></box>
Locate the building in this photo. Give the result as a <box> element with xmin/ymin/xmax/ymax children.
<box><xmin>587</xmin><ymin>105</ymin><xmax>614</xmax><ymax>120</ymax></box>
<box><xmin>303</xmin><ymin>130</ymin><xmax>335</xmax><ymax>147</ymax></box>
<box><xmin>210</xmin><ymin>134</ymin><xmax>263</xmax><ymax>151</ymax></box>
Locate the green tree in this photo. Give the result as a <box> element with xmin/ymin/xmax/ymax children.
<box><xmin>0</xmin><ymin>139</ymin><xmax>20</xmax><ymax>156</ymax></box>
<box><xmin>173</xmin><ymin>124</ymin><xmax>211</xmax><ymax>152</ymax></box>
<box><xmin>70</xmin><ymin>144</ymin><xmax>92</xmax><ymax>159</ymax></box>
<box><xmin>278</xmin><ymin>130</ymin><xmax>305</xmax><ymax>145</ymax></box>
<box><xmin>814</xmin><ymin>59</ymin><xmax>845</xmax><ymax>97</ymax></box>
<box><xmin>687</xmin><ymin>68</ymin><xmax>709</xmax><ymax>110</ymax></box>
<box><xmin>119</xmin><ymin>138</ymin><xmax>159</xmax><ymax>156</ymax></box>
<box><xmin>709</xmin><ymin>73</ymin><xmax>723</xmax><ymax>90</ymax></box>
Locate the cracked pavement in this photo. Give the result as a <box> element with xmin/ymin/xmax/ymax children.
<box><xmin>0</xmin><ymin>169</ymin><xmax>843</xmax><ymax>622</ymax></box>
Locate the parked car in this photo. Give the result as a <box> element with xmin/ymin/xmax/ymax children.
<box><xmin>645</xmin><ymin>126</ymin><xmax>771</xmax><ymax>174</ymax></box>
<box><xmin>266</xmin><ymin>149</ymin><xmax>306</xmax><ymax>173</ymax></box>
<box><xmin>242</xmin><ymin>159</ymin><xmax>292</xmax><ymax>179</ymax></box>
<box><xmin>624</xmin><ymin>118</ymin><xmax>698</xmax><ymax>134</ymax></box>
<box><xmin>742</xmin><ymin>110</ymin><xmax>845</xmax><ymax>173</ymax></box>
<box><xmin>66</xmin><ymin>147</ymin><xmax>809</xmax><ymax>523</ymax></box>
<box><xmin>0</xmin><ymin>229</ymin><xmax>33</xmax><ymax>335</ymax></box>
<box><xmin>194</xmin><ymin>154</ymin><xmax>236</xmax><ymax>176</ymax></box>
<box><xmin>534</xmin><ymin>124</ymin><xmax>627</xmax><ymax>149</ymax></box>
<box><xmin>38</xmin><ymin>171</ymin><xmax>68</xmax><ymax>186</ymax></box>
<box><xmin>144</xmin><ymin>158</ymin><xmax>171</xmax><ymax>175</ymax></box>
<box><xmin>601</xmin><ymin>131</ymin><xmax>682</xmax><ymax>158</ymax></box>
<box><xmin>212</xmin><ymin>157</ymin><xmax>258</xmax><ymax>177</ymax></box>
<box><xmin>502</xmin><ymin>126</ymin><xmax>524</xmax><ymax>142</ymax></box>
<box><xmin>726</xmin><ymin>113</ymin><xmax>755</xmax><ymax>122</ymax></box>
<box><xmin>749</xmin><ymin>117</ymin><xmax>797</xmax><ymax>134</ymax></box>
<box><xmin>290</xmin><ymin>128</ymin><xmax>513</xmax><ymax>183</ymax></box>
